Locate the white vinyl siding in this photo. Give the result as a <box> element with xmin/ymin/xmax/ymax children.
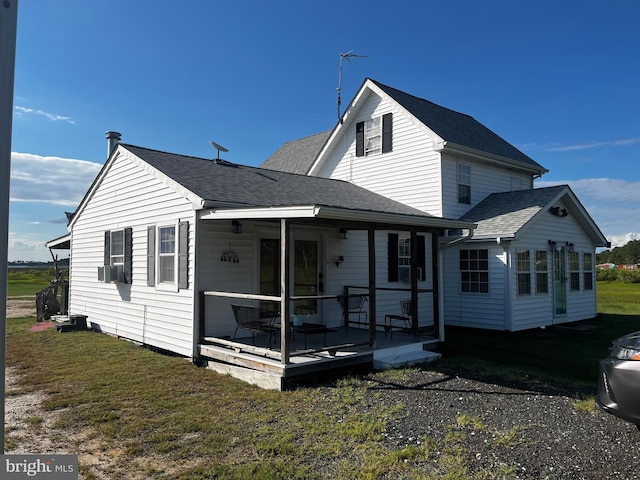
<box><xmin>68</xmin><ymin>150</ymin><xmax>195</xmax><ymax>357</ymax></box>
<box><xmin>316</xmin><ymin>94</ymin><xmax>443</xmax><ymax>216</ymax></box>
<box><xmin>443</xmin><ymin>244</ymin><xmax>506</xmax><ymax>330</ymax></box>
<box><xmin>508</xmin><ymin>199</ymin><xmax>598</xmax><ymax>330</ymax></box>
<box><xmin>441</xmin><ymin>155</ymin><xmax>532</xmax><ymax>218</ymax></box>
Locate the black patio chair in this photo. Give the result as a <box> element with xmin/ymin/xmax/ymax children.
<box><xmin>230</xmin><ymin>304</ymin><xmax>279</xmax><ymax>347</ymax></box>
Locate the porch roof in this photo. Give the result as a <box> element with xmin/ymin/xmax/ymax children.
<box><xmin>200</xmin><ymin>204</ymin><xmax>473</xmax><ymax>230</ymax></box>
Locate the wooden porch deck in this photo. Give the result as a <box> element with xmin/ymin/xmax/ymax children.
<box><xmin>198</xmin><ymin>327</ymin><xmax>439</xmax><ymax>390</ymax></box>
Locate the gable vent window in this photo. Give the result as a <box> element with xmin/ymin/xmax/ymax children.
<box><xmin>356</xmin><ymin>113</ymin><xmax>392</xmax><ymax>157</ymax></box>
<box><xmin>457</xmin><ymin>163</ymin><xmax>471</xmax><ymax>204</ymax></box>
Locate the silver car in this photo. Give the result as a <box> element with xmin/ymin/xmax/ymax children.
<box><xmin>598</xmin><ymin>331</ymin><xmax>640</xmax><ymax>429</ymax></box>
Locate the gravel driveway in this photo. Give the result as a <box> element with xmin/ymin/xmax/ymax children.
<box><xmin>364</xmin><ymin>367</ymin><xmax>640</xmax><ymax>479</ymax></box>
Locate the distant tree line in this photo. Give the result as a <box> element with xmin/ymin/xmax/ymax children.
<box><xmin>597</xmin><ymin>240</ymin><xmax>640</xmax><ymax>266</ymax></box>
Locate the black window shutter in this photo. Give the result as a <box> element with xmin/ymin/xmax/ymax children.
<box><xmin>104</xmin><ymin>231</ymin><xmax>111</xmax><ymax>266</ymax></box>
<box><xmin>124</xmin><ymin>227</ymin><xmax>133</xmax><ymax>284</ymax></box>
<box><xmin>417</xmin><ymin>235</ymin><xmax>426</xmax><ymax>281</ymax></box>
<box><xmin>178</xmin><ymin>221</ymin><xmax>189</xmax><ymax>289</ymax></box>
<box><xmin>147</xmin><ymin>226</ymin><xmax>155</xmax><ymax>287</ymax></box>
<box><xmin>356</xmin><ymin>121</ymin><xmax>364</xmax><ymax>157</ymax></box>
<box><xmin>388</xmin><ymin>233</ymin><xmax>399</xmax><ymax>282</ymax></box>
<box><xmin>382</xmin><ymin>113</ymin><xmax>393</xmax><ymax>153</ymax></box>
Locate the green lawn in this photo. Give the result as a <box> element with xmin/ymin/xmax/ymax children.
<box><xmin>6</xmin><ymin>269</ymin><xmax>65</xmax><ymax>297</ymax></box>
<box><xmin>5</xmin><ymin>280</ymin><xmax>640</xmax><ymax>478</ymax></box>
<box><xmin>441</xmin><ymin>281</ymin><xmax>640</xmax><ymax>387</ymax></box>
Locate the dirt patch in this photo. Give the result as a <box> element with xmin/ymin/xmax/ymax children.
<box><xmin>4</xmin><ymin>366</ymin><xmax>66</xmax><ymax>455</ymax></box>
<box><xmin>6</xmin><ymin>297</ymin><xmax>38</xmax><ymax>319</ymax></box>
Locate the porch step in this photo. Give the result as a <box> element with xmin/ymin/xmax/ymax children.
<box><xmin>373</xmin><ymin>343</ymin><xmax>441</xmax><ymax>370</ymax></box>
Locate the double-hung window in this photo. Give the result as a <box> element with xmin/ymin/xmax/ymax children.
<box><xmin>397</xmin><ymin>234</ymin><xmax>411</xmax><ymax>281</ymax></box>
<box><xmin>356</xmin><ymin>113</ymin><xmax>392</xmax><ymax>157</ymax></box>
<box><xmin>460</xmin><ymin>249</ymin><xmax>489</xmax><ymax>293</ymax></box>
<box><xmin>100</xmin><ymin>227</ymin><xmax>132</xmax><ymax>284</ymax></box>
<box><xmin>457</xmin><ymin>164</ymin><xmax>471</xmax><ymax>204</ymax></box>
<box><xmin>158</xmin><ymin>226</ymin><xmax>176</xmax><ymax>284</ymax></box>
<box><xmin>387</xmin><ymin>233</ymin><xmax>426</xmax><ymax>282</ymax></box>
<box><xmin>110</xmin><ymin>229</ymin><xmax>125</xmax><ymax>266</ymax></box>
<box><xmin>535</xmin><ymin>250</ymin><xmax>548</xmax><ymax>294</ymax></box>
<box><xmin>364</xmin><ymin>117</ymin><xmax>382</xmax><ymax>155</ymax></box>
<box><xmin>510</xmin><ymin>176</ymin><xmax>524</xmax><ymax>191</ymax></box>
<box><xmin>516</xmin><ymin>250</ymin><xmax>531</xmax><ymax>295</ymax></box>
<box><xmin>147</xmin><ymin>221</ymin><xmax>189</xmax><ymax>290</ymax></box>
<box><xmin>583</xmin><ymin>252</ymin><xmax>594</xmax><ymax>290</ymax></box>
<box><xmin>570</xmin><ymin>252</ymin><xmax>580</xmax><ymax>291</ymax></box>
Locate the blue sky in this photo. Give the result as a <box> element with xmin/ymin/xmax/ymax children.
<box><xmin>9</xmin><ymin>0</ymin><xmax>640</xmax><ymax>261</ymax></box>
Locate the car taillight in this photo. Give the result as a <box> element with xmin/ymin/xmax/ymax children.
<box><xmin>611</xmin><ymin>346</ymin><xmax>640</xmax><ymax>360</ymax></box>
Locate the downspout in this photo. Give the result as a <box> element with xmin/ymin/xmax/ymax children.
<box><xmin>437</xmin><ymin>227</ymin><xmax>475</xmax><ymax>342</ymax></box>
<box><xmin>192</xmin><ymin>211</ymin><xmax>201</xmax><ymax>364</ymax></box>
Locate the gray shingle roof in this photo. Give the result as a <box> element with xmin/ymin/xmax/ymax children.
<box><xmin>370</xmin><ymin>79</ymin><xmax>546</xmax><ymax>171</ymax></box>
<box><xmin>260</xmin><ymin>130</ymin><xmax>331</xmax><ymax>174</ymax></box>
<box><xmin>460</xmin><ymin>185</ymin><xmax>567</xmax><ymax>238</ymax></box>
<box><xmin>123</xmin><ymin>144</ymin><xmax>440</xmax><ymax>217</ymax></box>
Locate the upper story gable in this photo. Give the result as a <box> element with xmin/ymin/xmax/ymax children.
<box><xmin>264</xmin><ymin>78</ymin><xmax>549</xmax><ymax>218</ymax></box>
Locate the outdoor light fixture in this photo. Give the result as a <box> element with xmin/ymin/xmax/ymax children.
<box><xmin>339</xmin><ymin>227</ymin><xmax>348</xmax><ymax>240</ymax></box>
<box><xmin>548</xmin><ymin>240</ymin><xmax>557</xmax><ymax>252</ymax></box>
<box><xmin>566</xmin><ymin>242</ymin><xmax>575</xmax><ymax>253</ymax></box>
<box><xmin>549</xmin><ymin>206</ymin><xmax>568</xmax><ymax>217</ymax></box>
<box><xmin>335</xmin><ymin>255</ymin><xmax>344</xmax><ymax>267</ymax></box>
<box><xmin>232</xmin><ymin>220</ymin><xmax>242</xmax><ymax>234</ymax></box>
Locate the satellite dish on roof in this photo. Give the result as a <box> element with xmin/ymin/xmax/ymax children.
<box><xmin>210</xmin><ymin>140</ymin><xmax>229</xmax><ymax>160</ymax></box>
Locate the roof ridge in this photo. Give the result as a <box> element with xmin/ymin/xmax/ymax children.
<box><xmin>368</xmin><ymin>78</ymin><xmax>476</xmax><ymax>121</ymax></box>
<box><xmin>122</xmin><ymin>143</ymin><xmax>359</xmax><ymax>185</ymax></box>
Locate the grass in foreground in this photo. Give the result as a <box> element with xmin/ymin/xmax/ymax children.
<box><xmin>5</xmin><ymin>281</ymin><xmax>640</xmax><ymax>478</ymax></box>
<box><xmin>5</xmin><ymin>317</ymin><xmax>546</xmax><ymax>480</ymax></box>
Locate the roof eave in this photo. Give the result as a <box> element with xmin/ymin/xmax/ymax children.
<box><xmin>200</xmin><ymin>204</ymin><xmax>476</xmax><ymax>230</ymax></box>
<box><xmin>439</xmin><ymin>142</ymin><xmax>548</xmax><ymax>175</ymax></box>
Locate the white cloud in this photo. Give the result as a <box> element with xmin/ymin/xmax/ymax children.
<box><xmin>521</xmin><ymin>137</ymin><xmax>640</xmax><ymax>153</ymax></box>
<box><xmin>536</xmin><ymin>178</ymin><xmax>640</xmax><ymax>247</ymax></box>
<box><xmin>14</xmin><ymin>106</ymin><xmax>76</xmax><ymax>124</ymax></box>
<box><xmin>10</xmin><ymin>152</ymin><xmax>102</xmax><ymax>206</ymax></box>
<box><xmin>7</xmin><ymin>231</ymin><xmax>64</xmax><ymax>262</ymax></box>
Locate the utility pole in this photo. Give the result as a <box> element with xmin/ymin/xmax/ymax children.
<box><xmin>1</xmin><ymin>0</ymin><xmax>19</xmax><ymax>453</ymax></box>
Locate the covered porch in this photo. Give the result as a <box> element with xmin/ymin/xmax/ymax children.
<box><xmin>195</xmin><ymin>207</ymin><xmax>474</xmax><ymax>390</ymax></box>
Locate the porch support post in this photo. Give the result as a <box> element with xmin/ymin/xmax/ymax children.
<box><xmin>431</xmin><ymin>230</ymin><xmax>441</xmax><ymax>339</ymax></box>
<box><xmin>367</xmin><ymin>227</ymin><xmax>376</xmax><ymax>347</ymax></box>
<box><xmin>280</xmin><ymin>219</ymin><xmax>291</xmax><ymax>364</ymax></box>
<box><xmin>410</xmin><ymin>230</ymin><xmax>419</xmax><ymax>340</ymax></box>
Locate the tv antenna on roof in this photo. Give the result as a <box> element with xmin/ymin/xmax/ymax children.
<box><xmin>210</xmin><ymin>140</ymin><xmax>229</xmax><ymax>161</ymax></box>
<box><xmin>337</xmin><ymin>50</ymin><xmax>367</xmax><ymax>122</ymax></box>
